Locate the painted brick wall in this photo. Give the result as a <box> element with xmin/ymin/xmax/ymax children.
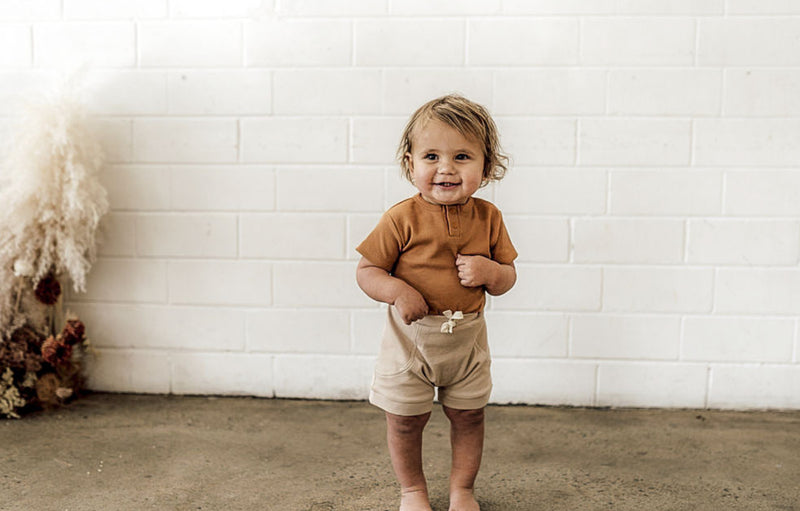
<box><xmin>2</xmin><ymin>0</ymin><xmax>799</xmax><ymax>409</ymax></box>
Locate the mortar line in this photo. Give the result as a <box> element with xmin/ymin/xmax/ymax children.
<box><xmin>683</xmin><ymin>219</ymin><xmax>691</xmax><ymax>264</ymax></box>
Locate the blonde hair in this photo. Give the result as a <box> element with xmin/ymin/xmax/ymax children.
<box><xmin>397</xmin><ymin>94</ymin><xmax>509</xmax><ymax>186</ymax></box>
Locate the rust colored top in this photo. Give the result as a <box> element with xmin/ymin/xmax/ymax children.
<box><xmin>356</xmin><ymin>194</ymin><xmax>518</xmax><ymax>314</ymax></box>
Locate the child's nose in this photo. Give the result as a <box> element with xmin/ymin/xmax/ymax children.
<box><xmin>438</xmin><ymin>160</ymin><xmax>455</xmax><ymax>173</ymax></box>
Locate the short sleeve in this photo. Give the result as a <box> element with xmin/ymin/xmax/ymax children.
<box><xmin>356</xmin><ymin>211</ymin><xmax>404</xmax><ymax>272</ymax></box>
<box><xmin>491</xmin><ymin>212</ymin><xmax>518</xmax><ymax>265</ymax></box>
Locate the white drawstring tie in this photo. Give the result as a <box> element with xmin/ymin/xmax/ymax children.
<box><xmin>440</xmin><ymin>310</ymin><xmax>464</xmax><ymax>334</ymax></box>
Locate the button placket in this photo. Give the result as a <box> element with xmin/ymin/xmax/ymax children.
<box><xmin>445</xmin><ymin>205</ymin><xmax>461</xmax><ymax>237</ymax></box>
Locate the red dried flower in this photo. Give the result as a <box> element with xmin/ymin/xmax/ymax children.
<box><xmin>35</xmin><ymin>274</ymin><xmax>61</xmax><ymax>305</ymax></box>
<box><xmin>40</xmin><ymin>336</ymin><xmax>58</xmax><ymax>363</ymax></box>
<box><xmin>61</xmin><ymin>319</ymin><xmax>85</xmax><ymax>346</ymax></box>
<box><xmin>41</xmin><ymin>336</ymin><xmax>72</xmax><ymax>365</ymax></box>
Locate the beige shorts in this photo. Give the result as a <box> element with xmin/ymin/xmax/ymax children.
<box><xmin>369</xmin><ymin>306</ymin><xmax>492</xmax><ymax>416</ymax></box>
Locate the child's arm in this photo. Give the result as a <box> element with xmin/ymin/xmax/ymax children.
<box><xmin>455</xmin><ymin>254</ymin><xmax>517</xmax><ymax>296</ymax></box>
<box><xmin>356</xmin><ymin>256</ymin><xmax>429</xmax><ymax>324</ymax></box>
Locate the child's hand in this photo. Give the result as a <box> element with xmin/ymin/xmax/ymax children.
<box><xmin>456</xmin><ymin>254</ymin><xmax>495</xmax><ymax>288</ymax></box>
<box><xmin>393</xmin><ymin>288</ymin><xmax>429</xmax><ymax>325</ymax></box>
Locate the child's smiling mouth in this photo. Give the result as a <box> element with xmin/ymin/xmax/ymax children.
<box><xmin>434</xmin><ymin>182</ymin><xmax>460</xmax><ymax>188</ymax></box>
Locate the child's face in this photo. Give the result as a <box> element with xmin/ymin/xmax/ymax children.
<box><xmin>406</xmin><ymin>119</ymin><xmax>485</xmax><ymax>206</ymax></box>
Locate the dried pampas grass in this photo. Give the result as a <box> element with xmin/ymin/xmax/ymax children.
<box><xmin>0</xmin><ymin>73</ymin><xmax>108</xmax><ymax>338</ymax></box>
<box><xmin>0</xmin><ymin>72</ymin><xmax>105</xmax><ymax>417</ymax></box>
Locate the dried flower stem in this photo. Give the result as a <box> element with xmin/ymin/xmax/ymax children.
<box><xmin>13</xmin><ymin>279</ymin><xmax>23</xmax><ymax>314</ymax></box>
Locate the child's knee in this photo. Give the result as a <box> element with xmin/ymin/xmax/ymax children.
<box><xmin>386</xmin><ymin>411</ymin><xmax>431</xmax><ymax>434</ymax></box>
<box><xmin>443</xmin><ymin>406</ymin><xmax>485</xmax><ymax>427</ymax></box>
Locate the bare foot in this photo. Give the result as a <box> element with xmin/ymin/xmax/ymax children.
<box><xmin>400</xmin><ymin>489</ymin><xmax>433</xmax><ymax>511</ymax></box>
<box><xmin>449</xmin><ymin>487</ymin><xmax>480</xmax><ymax>511</ymax></box>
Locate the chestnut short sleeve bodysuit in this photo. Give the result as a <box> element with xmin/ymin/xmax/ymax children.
<box><xmin>356</xmin><ymin>194</ymin><xmax>518</xmax><ymax>315</ymax></box>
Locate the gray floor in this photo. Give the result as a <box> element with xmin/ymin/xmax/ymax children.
<box><xmin>1</xmin><ymin>393</ymin><xmax>799</xmax><ymax>511</ymax></box>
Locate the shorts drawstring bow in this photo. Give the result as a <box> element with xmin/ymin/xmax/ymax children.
<box><xmin>440</xmin><ymin>310</ymin><xmax>464</xmax><ymax>334</ymax></box>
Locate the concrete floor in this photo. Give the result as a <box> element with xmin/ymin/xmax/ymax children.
<box><xmin>1</xmin><ymin>394</ymin><xmax>799</xmax><ymax>511</ymax></box>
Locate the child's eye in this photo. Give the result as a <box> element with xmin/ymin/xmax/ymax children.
<box><xmin>423</xmin><ymin>154</ymin><xmax>438</xmax><ymax>161</ymax></box>
<box><xmin>455</xmin><ymin>153</ymin><xmax>470</xmax><ymax>160</ymax></box>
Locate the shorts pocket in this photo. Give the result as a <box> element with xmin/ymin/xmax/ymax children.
<box><xmin>374</xmin><ymin>321</ymin><xmax>419</xmax><ymax>377</ymax></box>
<box><xmin>471</xmin><ymin>319</ymin><xmax>491</xmax><ymax>359</ymax></box>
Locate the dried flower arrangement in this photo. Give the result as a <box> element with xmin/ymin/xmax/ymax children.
<box><xmin>0</xmin><ymin>75</ymin><xmax>108</xmax><ymax>418</ymax></box>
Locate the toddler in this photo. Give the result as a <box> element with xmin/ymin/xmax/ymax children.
<box><xmin>356</xmin><ymin>95</ymin><xmax>517</xmax><ymax>511</ymax></box>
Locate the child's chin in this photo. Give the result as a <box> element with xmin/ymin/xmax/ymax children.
<box><xmin>434</xmin><ymin>196</ymin><xmax>468</xmax><ymax>206</ymax></box>
<box><xmin>419</xmin><ymin>189</ymin><xmax>470</xmax><ymax>205</ymax></box>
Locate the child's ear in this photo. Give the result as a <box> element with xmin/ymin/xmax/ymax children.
<box><xmin>405</xmin><ymin>153</ymin><xmax>417</xmax><ymax>180</ymax></box>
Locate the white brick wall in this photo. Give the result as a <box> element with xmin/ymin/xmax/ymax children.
<box><xmin>1</xmin><ymin>2</ymin><xmax>797</xmax><ymax>409</ymax></box>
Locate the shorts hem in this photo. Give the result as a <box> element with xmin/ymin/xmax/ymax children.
<box><xmin>369</xmin><ymin>390</ymin><xmax>433</xmax><ymax>416</ymax></box>
<box><xmin>439</xmin><ymin>388</ymin><xmax>492</xmax><ymax>411</ymax></box>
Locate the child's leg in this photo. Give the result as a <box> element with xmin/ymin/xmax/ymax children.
<box><xmin>386</xmin><ymin>411</ymin><xmax>434</xmax><ymax>511</ymax></box>
<box><xmin>443</xmin><ymin>406</ymin><xmax>485</xmax><ymax>511</ymax></box>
